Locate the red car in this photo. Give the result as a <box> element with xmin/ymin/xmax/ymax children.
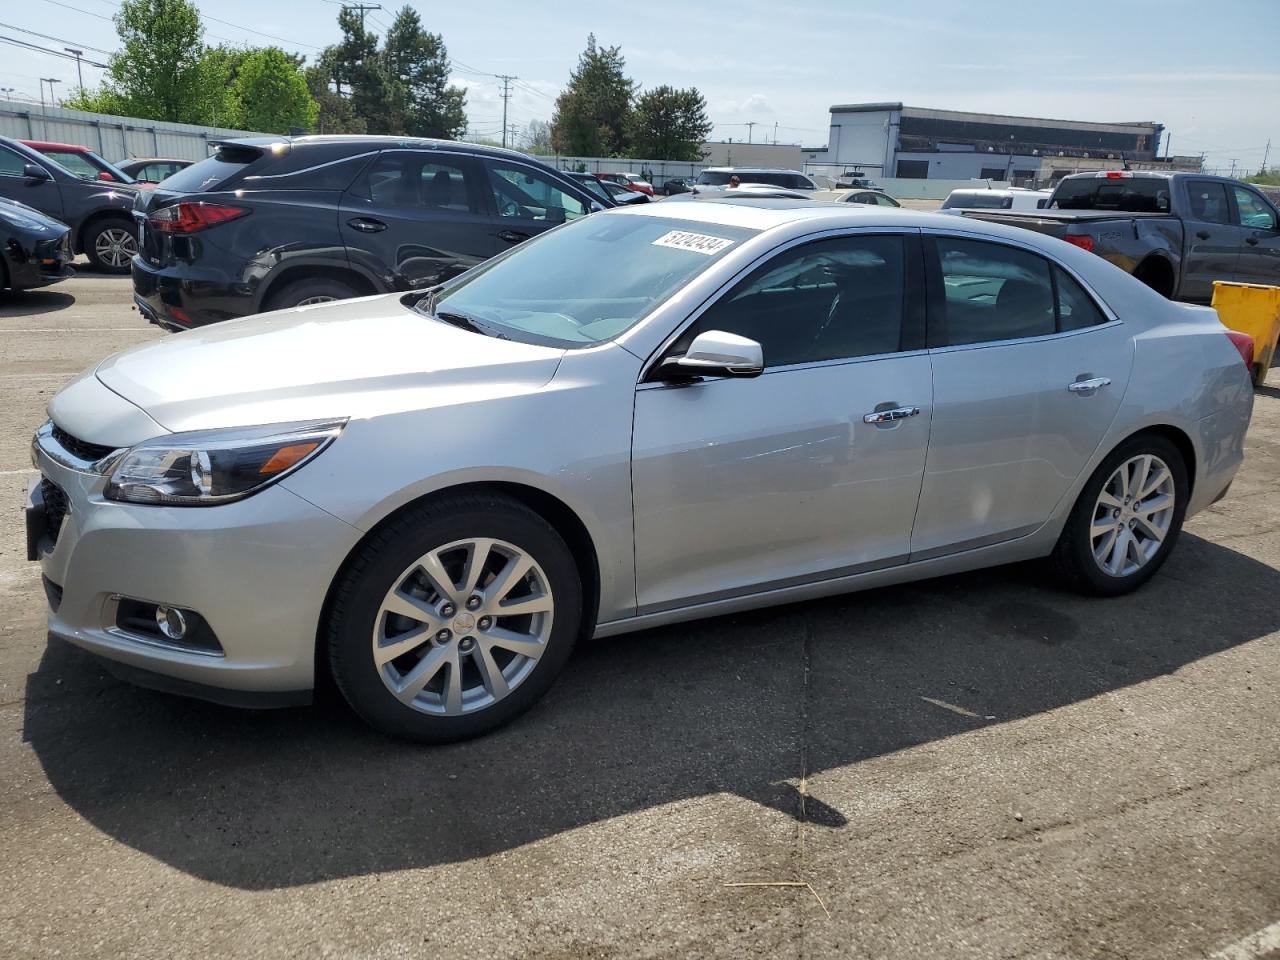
<box><xmin>21</xmin><ymin>140</ymin><xmax>149</xmax><ymax>190</ymax></box>
<box><xmin>595</xmin><ymin>172</ymin><xmax>654</xmax><ymax>196</ymax></box>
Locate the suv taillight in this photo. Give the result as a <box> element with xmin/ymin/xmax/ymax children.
<box><xmin>1064</xmin><ymin>234</ymin><xmax>1094</xmax><ymax>253</ymax></box>
<box><xmin>1225</xmin><ymin>330</ymin><xmax>1255</xmax><ymax>370</ymax></box>
<box><xmin>148</xmin><ymin>201</ymin><xmax>249</xmax><ymax>234</ymax></box>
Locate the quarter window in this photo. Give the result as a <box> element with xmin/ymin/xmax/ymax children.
<box><xmin>1055</xmin><ymin>267</ymin><xmax>1107</xmax><ymax>332</ymax></box>
<box><xmin>1232</xmin><ymin>187</ymin><xmax>1278</xmax><ymax>230</ymax></box>
<box><xmin>934</xmin><ymin>237</ymin><xmax>1055</xmax><ymax>345</ymax></box>
<box><xmin>677</xmin><ymin>235</ymin><xmax>907</xmax><ymax>368</ymax></box>
<box><xmin>487</xmin><ymin>161</ymin><xmax>587</xmax><ymax>223</ymax></box>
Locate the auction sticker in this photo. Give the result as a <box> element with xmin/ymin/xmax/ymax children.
<box><xmin>651</xmin><ymin>230</ymin><xmax>735</xmax><ymax>255</ymax></box>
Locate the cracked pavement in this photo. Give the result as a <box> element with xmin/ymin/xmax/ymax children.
<box><xmin>1</xmin><ymin>272</ymin><xmax>1278</xmax><ymax>959</ymax></box>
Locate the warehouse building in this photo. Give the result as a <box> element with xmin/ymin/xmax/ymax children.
<box><xmin>804</xmin><ymin>103</ymin><xmax>1197</xmax><ymax>185</ymax></box>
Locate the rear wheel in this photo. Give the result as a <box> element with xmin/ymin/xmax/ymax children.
<box><xmin>1050</xmin><ymin>434</ymin><xmax>1188</xmax><ymax>596</ymax></box>
<box><xmin>267</xmin><ymin>277</ymin><xmax>359</xmax><ymax>310</ymax></box>
<box><xmin>326</xmin><ymin>495</ymin><xmax>583</xmax><ymax>742</ymax></box>
<box><xmin>84</xmin><ymin>217</ymin><xmax>137</xmax><ymax>273</ymax></box>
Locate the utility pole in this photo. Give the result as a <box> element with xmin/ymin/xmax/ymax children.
<box><xmin>40</xmin><ymin>78</ymin><xmax>59</xmax><ymax>108</ymax></box>
<box><xmin>1229</xmin><ymin>158</ymin><xmax>1239</xmax><ymax>178</ymax></box>
<box><xmin>773</xmin><ymin>121</ymin><xmax>778</xmax><ymax>144</ymax></box>
<box><xmin>343</xmin><ymin>3</ymin><xmax>382</xmax><ymax>28</ymax></box>
<box><xmin>1263</xmin><ymin>139</ymin><xmax>1272</xmax><ymax>174</ymax></box>
<box><xmin>1164</xmin><ymin>131</ymin><xmax>1171</xmax><ymax>160</ymax></box>
<box><xmin>745</xmin><ymin>121</ymin><xmax>756</xmax><ymax>144</ymax></box>
<box><xmin>496</xmin><ymin>75</ymin><xmax>517</xmax><ymax>148</ymax></box>
<box><xmin>64</xmin><ymin>48</ymin><xmax>84</xmax><ymax>95</ymax></box>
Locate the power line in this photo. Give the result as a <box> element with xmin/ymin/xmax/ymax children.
<box><xmin>0</xmin><ymin>35</ymin><xmax>109</xmax><ymax>68</ymax></box>
<box><xmin>0</xmin><ymin>21</ymin><xmax>113</xmax><ymax>55</ymax></box>
<box><xmin>46</xmin><ymin>0</ymin><xmax>322</xmax><ymax>52</ymax></box>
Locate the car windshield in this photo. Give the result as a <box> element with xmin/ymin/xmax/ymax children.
<box><xmin>428</xmin><ymin>214</ymin><xmax>757</xmax><ymax>347</ymax></box>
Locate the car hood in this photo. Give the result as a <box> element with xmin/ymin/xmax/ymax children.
<box><xmin>93</xmin><ymin>294</ymin><xmax>566</xmax><ymax>433</ymax></box>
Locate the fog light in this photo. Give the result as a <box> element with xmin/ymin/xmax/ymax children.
<box><xmin>155</xmin><ymin>605</ymin><xmax>189</xmax><ymax>640</ymax></box>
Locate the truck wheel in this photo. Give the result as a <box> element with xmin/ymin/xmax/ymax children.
<box><xmin>1133</xmin><ymin>258</ymin><xmax>1174</xmax><ymax>299</ymax></box>
<box><xmin>84</xmin><ymin>217</ymin><xmax>137</xmax><ymax>274</ymax></box>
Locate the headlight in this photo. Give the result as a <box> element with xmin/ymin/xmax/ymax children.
<box><xmin>103</xmin><ymin>419</ymin><xmax>346</xmax><ymax>506</ymax></box>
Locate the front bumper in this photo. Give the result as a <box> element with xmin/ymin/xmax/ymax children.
<box><xmin>29</xmin><ymin>424</ymin><xmax>363</xmax><ymax>699</ymax></box>
<box><xmin>4</xmin><ymin>230</ymin><xmax>75</xmax><ymax>290</ymax></box>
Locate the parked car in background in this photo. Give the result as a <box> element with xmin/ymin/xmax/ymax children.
<box><xmin>598</xmin><ymin>178</ymin><xmax>651</xmax><ymax>203</ymax></box>
<box><xmin>0</xmin><ymin>196</ymin><xmax>74</xmax><ymax>291</ymax></box>
<box><xmin>662</xmin><ymin>176</ymin><xmax>694</xmax><ymax>196</ymax></box>
<box><xmin>696</xmin><ymin>167</ymin><xmax>818</xmax><ymax>190</ymax></box>
<box><xmin>29</xmin><ymin>200</ymin><xmax>1253</xmax><ymax>741</ymax></box>
<box><xmin>565</xmin><ymin>172</ymin><xmax>647</xmax><ymax>206</ymax></box>
<box><xmin>812</xmin><ymin>189</ymin><xmax>902</xmax><ymax>207</ymax></box>
<box><xmin>835</xmin><ymin>173</ymin><xmax>880</xmax><ymax>189</ymax></box>
<box><xmin>131</xmin><ymin>135</ymin><xmax>604</xmax><ymax>329</ymax></box>
<box><xmin>596</xmin><ymin>172</ymin><xmax>654</xmax><ymax>196</ymax></box>
<box><xmin>959</xmin><ymin>171</ymin><xmax>1280</xmax><ymax>301</ymax></box>
<box><xmin>940</xmin><ymin>187</ymin><xmax>1053</xmax><ymax>212</ymax></box>
<box><xmin>21</xmin><ymin>141</ymin><xmax>141</xmax><ymax>187</ymax></box>
<box><xmin>0</xmin><ymin>136</ymin><xmax>139</xmax><ymax>273</ymax></box>
<box><xmin>116</xmin><ymin>157</ymin><xmax>194</xmax><ymax>184</ymax></box>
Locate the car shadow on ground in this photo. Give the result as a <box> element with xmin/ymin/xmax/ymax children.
<box><xmin>0</xmin><ymin>290</ymin><xmax>76</xmax><ymax>316</ymax></box>
<box><xmin>21</xmin><ymin>532</ymin><xmax>1280</xmax><ymax>890</ymax></box>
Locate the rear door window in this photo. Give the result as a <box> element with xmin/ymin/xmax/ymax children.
<box><xmin>932</xmin><ymin>237</ymin><xmax>1056</xmax><ymax>345</ymax></box>
<box><xmin>356</xmin><ymin>152</ymin><xmax>485</xmax><ymax>213</ymax></box>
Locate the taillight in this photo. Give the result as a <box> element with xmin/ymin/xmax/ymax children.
<box><xmin>148</xmin><ymin>201</ymin><xmax>249</xmax><ymax>234</ymax></box>
<box><xmin>1064</xmin><ymin>234</ymin><xmax>1094</xmax><ymax>253</ymax></box>
<box><xmin>1225</xmin><ymin>330</ymin><xmax>1255</xmax><ymax>370</ymax></box>
<box><xmin>1100</xmin><ymin>170</ymin><xmax>1132</xmax><ymax>179</ymax></box>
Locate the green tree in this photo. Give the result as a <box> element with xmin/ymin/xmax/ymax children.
<box><xmin>627</xmin><ymin>86</ymin><xmax>712</xmax><ymax>161</ymax></box>
<box><xmin>524</xmin><ymin>119</ymin><xmax>553</xmax><ymax>154</ymax></box>
<box><xmin>326</xmin><ymin>8</ymin><xmax>402</xmax><ymax>134</ymax></box>
<box><xmin>550</xmin><ymin>35</ymin><xmax>636</xmax><ymax>156</ymax></box>
<box><xmin>234</xmin><ymin>47</ymin><xmax>319</xmax><ymax>133</ymax></box>
<box><xmin>1246</xmin><ymin>169</ymin><xmax>1279</xmax><ymax>186</ymax></box>
<box><xmin>64</xmin><ymin>0</ymin><xmax>235</xmax><ymax>125</ymax></box>
<box><xmin>382</xmin><ymin>6</ymin><xmax>466</xmax><ymax>139</ymax></box>
<box><xmin>305</xmin><ymin>57</ymin><xmax>367</xmax><ymax>134</ymax></box>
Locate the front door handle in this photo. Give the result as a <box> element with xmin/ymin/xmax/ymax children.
<box><xmin>347</xmin><ymin>217</ymin><xmax>387</xmax><ymax>233</ymax></box>
<box><xmin>1196</xmin><ymin>230</ymin><xmax>1211</xmax><ymax>240</ymax></box>
<box><xmin>1246</xmin><ymin>236</ymin><xmax>1259</xmax><ymax>246</ymax></box>
<box><xmin>496</xmin><ymin>229</ymin><xmax>530</xmax><ymax>243</ymax></box>
<box><xmin>863</xmin><ymin>406</ymin><xmax>920</xmax><ymax>424</ymax></box>
<box><xmin>1068</xmin><ymin>377</ymin><xmax>1111</xmax><ymax>394</ymax></box>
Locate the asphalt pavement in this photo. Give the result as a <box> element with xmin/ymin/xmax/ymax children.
<box><xmin>1</xmin><ymin>271</ymin><xmax>1277</xmax><ymax>959</ymax></box>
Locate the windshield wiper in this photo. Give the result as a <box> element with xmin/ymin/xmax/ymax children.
<box><xmin>435</xmin><ymin>310</ymin><xmax>510</xmax><ymax>340</ymax></box>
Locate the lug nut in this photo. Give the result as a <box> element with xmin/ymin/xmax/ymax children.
<box><xmin>435</xmin><ymin>628</ymin><xmax>452</xmax><ymax>644</ymax></box>
<box><xmin>465</xmin><ymin>595</ymin><xmax>482</xmax><ymax>611</ymax></box>
<box><xmin>440</xmin><ymin>602</ymin><xmax>456</xmax><ymax>617</ymax></box>
<box><xmin>459</xmin><ymin>637</ymin><xmax>474</xmax><ymax>651</ymax></box>
<box><xmin>477</xmin><ymin>616</ymin><xmax>493</xmax><ymax>630</ymax></box>
<box><xmin>1112</xmin><ymin>508</ymin><xmax>1121</xmax><ymax>519</ymax></box>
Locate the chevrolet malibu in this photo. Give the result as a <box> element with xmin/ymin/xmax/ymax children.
<box><xmin>28</xmin><ymin>199</ymin><xmax>1253</xmax><ymax>742</ymax></box>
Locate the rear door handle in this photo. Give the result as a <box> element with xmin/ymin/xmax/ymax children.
<box><xmin>863</xmin><ymin>406</ymin><xmax>920</xmax><ymax>424</ymax></box>
<box><xmin>1068</xmin><ymin>377</ymin><xmax>1111</xmax><ymax>394</ymax></box>
<box><xmin>1196</xmin><ymin>230</ymin><xmax>1211</xmax><ymax>240</ymax></box>
<box><xmin>1246</xmin><ymin>236</ymin><xmax>1259</xmax><ymax>246</ymax></box>
<box><xmin>347</xmin><ymin>217</ymin><xmax>387</xmax><ymax>233</ymax></box>
<box><xmin>496</xmin><ymin>229</ymin><xmax>530</xmax><ymax>243</ymax></box>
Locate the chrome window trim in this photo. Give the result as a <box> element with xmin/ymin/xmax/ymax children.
<box><xmin>919</xmin><ymin>224</ymin><xmax>1120</xmax><ymax>325</ymax></box>
<box><xmin>637</xmin><ymin>225</ymin><xmax>923</xmax><ymax>383</ymax></box>
<box><xmin>926</xmin><ymin>318</ymin><xmax>1124</xmax><ymax>356</ymax></box>
<box><xmin>635</xmin><ymin>347</ymin><xmax>930</xmax><ymax>391</ymax></box>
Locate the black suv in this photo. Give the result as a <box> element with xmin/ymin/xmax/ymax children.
<box><xmin>132</xmin><ymin>136</ymin><xmax>610</xmax><ymax>329</ymax></box>
<box><xmin>0</xmin><ymin>136</ymin><xmax>139</xmax><ymax>273</ymax></box>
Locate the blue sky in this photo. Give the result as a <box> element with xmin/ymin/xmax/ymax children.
<box><xmin>2</xmin><ymin>0</ymin><xmax>1276</xmax><ymax>173</ymax></box>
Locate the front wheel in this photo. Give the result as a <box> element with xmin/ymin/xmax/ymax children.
<box><xmin>1050</xmin><ymin>435</ymin><xmax>1189</xmax><ymax>596</ymax></box>
<box><xmin>84</xmin><ymin>217</ymin><xmax>137</xmax><ymax>273</ymax></box>
<box><xmin>326</xmin><ymin>495</ymin><xmax>583</xmax><ymax>742</ymax></box>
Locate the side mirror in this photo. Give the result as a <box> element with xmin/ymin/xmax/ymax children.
<box><xmin>23</xmin><ymin>163</ymin><xmax>51</xmax><ymax>182</ymax></box>
<box><xmin>660</xmin><ymin>330</ymin><xmax>764</xmax><ymax>380</ymax></box>
<box><xmin>97</xmin><ymin>171</ymin><xmax>116</xmax><ymax>182</ymax></box>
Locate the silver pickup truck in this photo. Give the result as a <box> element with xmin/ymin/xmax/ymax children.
<box><xmin>954</xmin><ymin>171</ymin><xmax>1280</xmax><ymax>302</ymax></box>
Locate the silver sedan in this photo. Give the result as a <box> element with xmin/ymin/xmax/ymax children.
<box><xmin>28</xmin><ymin>199</ymin><xmax>1253</xmax><ymax>741</ymax></box>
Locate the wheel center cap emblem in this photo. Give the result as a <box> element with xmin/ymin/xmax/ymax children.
<box><xmin>453</xmin><ymin>613</ymin><xmax>476</xmax><ymax>633</ymax></box>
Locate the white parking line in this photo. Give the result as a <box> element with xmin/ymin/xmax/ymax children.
<box><xmin>0</xmin><ymin>468</ymin><xmax>37</xmax><ymax>476</ymax></box>
<box><xmin>1208</xmin><ymin>919</ymin><xmax>1280</xmax><ymax>959</ymax></box>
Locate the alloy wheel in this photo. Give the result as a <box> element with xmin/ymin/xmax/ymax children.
<box><xmin>372</xmin><ymin>538</ymin><xmax>554</xmax><ymax>715</ymax></box>
<box><xmin>1090</xmin><ymin>454</ymin><xmax>1176</xmax><ymax>577</ymax></box>
<box><xmin>95</xmin><ymin>228</ymin><xmax>137</xmax><ymax>268</ymax></box>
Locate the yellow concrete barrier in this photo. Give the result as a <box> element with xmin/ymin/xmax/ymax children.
<box><xmin>1212</xmin><ymin>281</ymin><xmax>1280</xmax><ymax>386</ymax></box>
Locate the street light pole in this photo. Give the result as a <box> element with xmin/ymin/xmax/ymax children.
<box><xmin>64</xmin><ymin>48</ymin><xmax>85</xmax><ymax>95</ymax></box>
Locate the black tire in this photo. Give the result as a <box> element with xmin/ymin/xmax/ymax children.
<box><xmin>1050</xmin><ymin>433</ymin><xmax>1189</xmax><ymax>596</ymax></box>
<box><xmin>83</xmin><ymin>217</ymin><xmax>138</xmax><ymax>274</ymax></box>
<box><xmin>266</xmin><ymin>277</ymin><xmax>359</xmax><ymax>311</ymax></box>
<box><xmin>326</xmin><ymin>494</ymin><xmax>583</xmax><ymax>743</ymax></box>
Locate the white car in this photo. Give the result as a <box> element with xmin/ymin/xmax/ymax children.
<box><xmin>940</xmin><ymin>187</ymin><xmax>1054</xmax><ymax>213</ymax></box>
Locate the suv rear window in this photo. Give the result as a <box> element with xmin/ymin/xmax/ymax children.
<box><xmin>160</xmin><ymin>147</ymin><xmax>263</xmax><ymax>193</ymax></box>
<box><xmin>695</xmin><ymin>171</ymin><xmax>811</xmax><ymax>189</ymax></box>
<box><xmin>1050</xmin><ymin>176</ymin><xmax>1170</xmax><ymax>213</ymax></box>
<box><xmin>942</xmin><ymin>192</ymin><xmax>1012</xmax><ymax>210</ymax></box>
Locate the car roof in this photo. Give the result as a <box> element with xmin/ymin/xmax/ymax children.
<box><xmin>220</xmin><ymin>134</ymin><xmax>540</xmax><ymax>164</ymax></box>
<box><xmin>21</xmin><ymin>140</ymin><xmax>92</xmax><ymax>152</ymax></box>
<box><xmin>124</xmin><ymin>157</ymin><xmax>188</xmax><ymax>163</ymax></box>
<box><xmin>702</xmin><ymin>166</ymin><xmax>808</xmax><ymax>175</ymax></box>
